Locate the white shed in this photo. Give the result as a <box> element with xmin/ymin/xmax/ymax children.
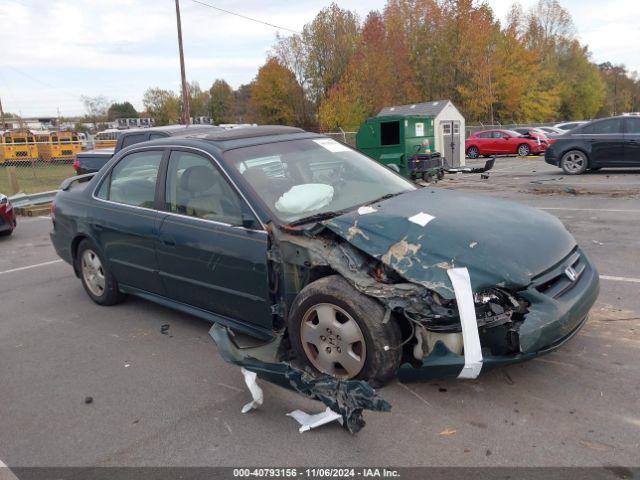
<box><xmin>378</xmin><ymin>100</ymin><xmax>466</xmax><ymax>167</ymax></box>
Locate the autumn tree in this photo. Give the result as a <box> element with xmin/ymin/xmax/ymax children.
<box><xmin>81</xmin><ymin>95</ymin><xmax>110</xmax><ymax>128</ymax></box>
<box><xmin>142</xmin><ymin>88</ymin><xmax>180</xmax><ymax>126</ymax></box>
<box><xmin>250</xmin><ymin>58</ymin><xmax>305</xmax><ymax>125</ymax></box>
<box><xmin>300</xmin><ymin>3</ymin><xmax>360</xmax><ymax>105</ymax></box>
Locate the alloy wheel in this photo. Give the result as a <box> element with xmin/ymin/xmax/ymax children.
<box><xmin>81</xmin><ymin>249</ymin><xmax>106</xmax><ymax>297</ymax></box>
<box><xmin>563</xmin><ymin>152</ymin><xmax>586</xmax><ymax>173</ymax></box>
<box><xmin>300</xmin><ymin>303</ymin><xmax>367</xmax><ymax>379</ymax></box>
<box><xmin>518</xmin><ymin>145</ymin><xmax>530</xmax><ymax>156</ymax></box>
<box><xmin>467</xmin><ymin>147</ymin><xmax>479</xmax><ymax>159</ymax></box>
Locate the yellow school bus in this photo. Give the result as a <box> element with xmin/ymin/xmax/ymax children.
<box><xmin>93</xmin><ymin>129</ymin><xmax>121</xmax><ymax>149</ymax></box>
<box><xmin>0</xmin><ymin>129</ymin><xmax>39</xmax><ymax>164</ymax></box>
<box><xmin>34</xmin><ymin>130</ymin><xmax>82</xmax><ymax>161</ymax></box>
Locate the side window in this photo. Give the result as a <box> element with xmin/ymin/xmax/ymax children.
<box><xmin>477</xmin><ymin>132</ymin><xmax>491</xmax><ymax>139</ymax></box>
<box><xmin>625</xmin><ymin>118</ymin><xmax>640</xmax><ymax>134</ymax></box>
<box><xmin>149</xmin><ymin>133</ymin><xmax>166</xmax><ymax>140</ymax></box>
<box><xmin>583</xmin><ymin>119</ymin><xmax>623</xmax><ymax>134</ymax></box>
<box><xmin>107</xmin><ymin>150</ymin><xmax>162</xmax><ymax>208</ymax></box>
<box><xmin>165</xmin><ymin>151</ymin><xmax>243</xmax><ymax>225</ymax></box>
<box><xmin>492</xmin><ymin>131</ymin><xmax>502</xmax><ymax>138</ymax></box>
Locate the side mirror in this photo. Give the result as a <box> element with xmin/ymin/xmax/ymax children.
<box><xmin>241</xmin><ymin>213</ymin><xmax>257</xmax><ymax>230</ymax></box>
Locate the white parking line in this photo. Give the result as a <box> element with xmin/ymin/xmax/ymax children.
<box><xmin>0</xmin><ymin>259</ymin><xmax>63</xmax><ymax>276</ymax></box>
<box><xmin>540</xmin><ymin>207</ymin><xmax>640</xmax><ymax>213</ymax></box>
<box><xmin>600</xmin><ymin>275</ymin><xmax>640</xmax><ymax>284</ymax></box>
<box><xmin>0</xmin><ymin>459</ymin><xmax>19</xmax><ymax>480</ymax></box>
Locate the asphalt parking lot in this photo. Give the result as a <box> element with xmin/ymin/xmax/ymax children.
<box><xmin>1</xmin><ymin>156</ymin><xmax>639</xmax><ymax>468</ymax></box>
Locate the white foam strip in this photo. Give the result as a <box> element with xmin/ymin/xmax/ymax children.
<box><xmin>287</xmin><ymin>407</ymin><xmax>343</xmax><ymax>433</ymax></box>
<box><xmin>447</xmin><ymin>267</ymin><xmax>483</xmax><ymax>379</ymax></box>
<box><xmin>240</xmin><ymin>368</ymin><xmax>264</xmax><ymax>413</ymax></box>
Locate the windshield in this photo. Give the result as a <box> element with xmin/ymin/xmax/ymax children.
<box><xmin>224</xmin><ymin>138</ymin><xmax>415</xmax><ymax>223</ymax></box>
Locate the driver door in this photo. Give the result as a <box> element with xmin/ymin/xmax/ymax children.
<box><xmin>155</xmin><ymin>149</ymin><xmax>272</xmax><ymax>330</ymax></box>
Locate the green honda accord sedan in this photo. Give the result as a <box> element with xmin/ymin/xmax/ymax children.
<box><xmin>50</xmin><ymin>126</ymin><xmax>599</xmax><ymax>386</ymax></box>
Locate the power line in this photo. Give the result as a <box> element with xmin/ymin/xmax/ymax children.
<box><xmin>190</xmin><ymin>0</ymin><xmax>300</xmax><ymax>34</ymax></box>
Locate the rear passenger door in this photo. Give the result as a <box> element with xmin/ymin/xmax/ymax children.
<box><xmin>581</xmin><ymin>118</ymin><xmax>625</xmax><ymax>166</ymax></box>
<box><xmin>623</xmin><ymin>117</ymin><xmax>640</xmax><ymax>165</ymax></box>
<box><xmin>93</xmin><ymin>149</ymin><xmax>166</xmax><ymax>294</ymax></box>
<box><xmin>155</xmin><ymin>149</ymin><xmax>272</xmax><ymax>332</ymax></box>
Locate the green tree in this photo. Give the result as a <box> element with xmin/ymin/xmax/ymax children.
<box><xmin>107</xmin><ymin>101</ymin><xmax>138</xmax><ymax>121</ymax></box>
<box><xmin>142</xmin><ymin>88</ymin><xmax>180</xmax><ymax>126</ymax></box>
<box><xmin>557</xmin><ymin>41</ymin><xmax>605</xmax><ymax>119</ymax></box>
<box><xmin>209</xmin><ymin>79</ymin><xmax>236</xmax><ymax>124</ymax></box>
<box><xmin>187</xmin><ymin>81</ymin><xmax>211</xmax><ymax>117</ymax></box>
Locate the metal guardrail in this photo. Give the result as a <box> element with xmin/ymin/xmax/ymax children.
<box><xmin>8</xmin><ymin>190</ymin><xmax>58</xmax><ymax>208</ymax></box>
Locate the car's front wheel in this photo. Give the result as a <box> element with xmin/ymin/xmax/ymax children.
<box><xmin>560</xmin><ymin>150</ymin><xmax>588</xmax><ymax>175</ymax></box>
<box><xmin>517</xmin><ymin>144</ymin><xmax>531</xmax><ymax>156</ymax></box>
<box><xmin>76</xmin><ymin>239</ymin><xmax>125</xmax><ymax>306</ymax></box>
<box><xmin>288</xmin><ymin>275</ymin><xmax>402</xmax><ymax>387</ymax></box>
<box><xmin>466</xmin><ymin>146</ymin><xmax>479</xmax><ymax>159</ymax></box>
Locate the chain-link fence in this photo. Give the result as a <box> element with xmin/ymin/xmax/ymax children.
<box><xmin>0</xmin><ymin>160</ymin><xmax>75</xmax><ymax>195</ymax></box>
<box><xmin>322</xmin><ymin>131</ymin><xmax>357</xmax><ymax>147</ymax></box>
<box><xmin>465</xmin><ymin>122</ymin><xmax>558</xmax><ymax>138</ymax></box>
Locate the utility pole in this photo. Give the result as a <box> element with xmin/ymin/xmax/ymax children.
<box><xmin>175</xmin><ymin>0</ymin><xmax>190</xmax><ymax>125</ymax></box>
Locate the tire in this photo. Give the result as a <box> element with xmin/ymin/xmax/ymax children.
<box><xmin>466</xmin><ymin>146</ymin><xmax>479</xmax><ymax>159</ymax></box>
<box><xmin>560</xmin><ymin>150</ymin><xmax>588</xmax><ymax>175</ymax></box>
<box><xmin>75</xmin><ymin>239</ymin><xmax>125</xmax><ymax>306</ymax></box>
<box><xmin>422</xmin><ymin>172</ymin><xmax>433</xmax><ymax>183</ymax></box>
<box><xmin>517</xmin><ymin>144</ymin><xmax>531</xmax><ymax>156</ymax></box>
<box><xmin>288</xmin><ymin>275</ymin><xmax>402</xmax><ymax>387</ymax></box>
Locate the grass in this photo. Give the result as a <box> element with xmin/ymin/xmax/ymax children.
<box><xmin>0</xmin><ymin>163</ymin><xmax>75</xmax><ymax>195</ymax></box>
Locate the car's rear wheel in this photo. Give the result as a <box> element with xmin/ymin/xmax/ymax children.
<box><xmin>288</xmin><ymin>275</ymin><xmax>402</xmax><ymax>387</ymax></box>
<box><xmin>466</xmin><ymin>146</ymin><xmax>479</xmax><ymax>159</ymax></box>
<box><xmin>76</xmin><ymin>239</ymin><xmax>125</xmax><ymax>306</ymax></box>
<box><xmin>517</xmin><ymin>144</ymin><xmax>531</xmax><ymax>156</ymax></box>
<box><xmin>560</xmin><ymin>150</ymin><xmax>588</xmax><ymax>175</ymax></box>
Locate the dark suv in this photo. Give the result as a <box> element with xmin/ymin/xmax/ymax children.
<box><xmin>545</xmin><ymin>116</ymin><xmax>640</xmax><ymax>174</ymax></box>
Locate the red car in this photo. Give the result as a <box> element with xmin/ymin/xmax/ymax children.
<box><xmin>465</xmin><ymin>129</ymin><xmax>547</xmax><ymax>158</ymax></box>
<box><xmin>0</xmin><ymin>193</ymin><xmax>17</xmax><ymax>236</ymax></box>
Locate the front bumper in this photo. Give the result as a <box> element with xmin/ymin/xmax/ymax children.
<box><xmin>399</xmin><ymin>248</ymin><xmax>599</xmax><ymax>381</ymax></box>
<box><xmin>545</xmin><ymin>147</ymin><xmax>559</xmax><ymax>165</ymax></box>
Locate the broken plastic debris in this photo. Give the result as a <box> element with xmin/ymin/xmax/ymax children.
<box><xmin>469</xmin><ymin>241</ymin><xmax>478</xmax><ymax>248</ymax></box>
<box><xmin>357</xmin><ymin>205</ymin><xmax>377</xmax><ymax>215</ymax></box>
<box><xmin>240</xmin><ymin>367</ymin><xmax>264</xmax><ymax>413</ymax></box>
<box><xmin>408</xmin><ymin>212</ymin><xmax>435</xmax><ymax>227</ymax></box>
<box><xmin>275</xmin><ymin>184</ymin><xmax>334</xmax><ymax>215</ymax></box>
<box><xmin>287</xmin><ymin>407</ymin><xmax>343</xmax><ymax>433</ymax></box>
<box><xmin>447</xmin><ymin>268</ymin><xmax>483</xmax><ymax>379</ymax></box>
<box><xmin>439</xmin><ymin>427</ymin><xmax>457</xmax><ymax>436</ymax></box>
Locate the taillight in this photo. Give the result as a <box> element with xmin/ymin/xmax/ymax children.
<box><xmin>50</xmin><ymin>200</ymin><xmax>56</xmax><ymax>220</ymax></box>
<box><xmin>72</xmin><ymin>159</ymin><xmax>79</xmax><ymax>171</ymax></box>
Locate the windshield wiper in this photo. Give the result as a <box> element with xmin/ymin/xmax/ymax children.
<box><xmin>287</xmin><ymin>209</ymin><xmax>349</xmax><ymax>227</ymax></box>
<box><xmin>365</xmin><ymin>192</ymin><xmax>402</xmax><ymax>206</ymax></box>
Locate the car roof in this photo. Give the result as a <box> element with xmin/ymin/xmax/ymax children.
<box><xmin>124</xmin><ymin>125</ymin><xmax>322</xmax><ymax>153</ymax></box>
<box><xmin>120</xmin><ymin>124</ymin><xmax>224</xmax><ymax>137</ymax></box>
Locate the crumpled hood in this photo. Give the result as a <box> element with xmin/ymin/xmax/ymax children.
<box><xmin>324</xmin><ymin>187</ymin><xmax>576</xmax><ymax>299</ymax></box>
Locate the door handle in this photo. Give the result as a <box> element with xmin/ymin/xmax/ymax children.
<box><xmin>160</xmin><ymin>235</ymin><xmax>176</xmax><ymax>247</ymax></box>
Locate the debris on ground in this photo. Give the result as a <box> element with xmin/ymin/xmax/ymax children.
<box><xmin>209</xmin><ymin>324</ymin><xmax>391</xmax><ymax>434</ymax></box>
<box><xmin>287</xmin><ymin>407</ymin><xmax>343</xmax><ymax>433</ymax></box>
<box><xmin>84</xmin><ymin>396</ymin><xmax>93</xmax><ymax>404</ymax></box>
<box><xmin>160</xmin><ymin>324</ymin><xmax>170</xmax><ymax>335</ymax></box>
<box><xmin>439</xmin><ymin>428</ymin><xmax>457</xmax><ymax>436</ymax></box>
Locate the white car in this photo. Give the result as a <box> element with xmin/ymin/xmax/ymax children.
<box><xmin>554</xmin><ymin>121</ymin><xmax>587</xmax><ymax>131</ymax></box>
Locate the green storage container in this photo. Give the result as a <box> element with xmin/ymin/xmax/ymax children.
<box><xmin>355</xmin><ymin>115</ymin><xmax>438</xmax><ymax>178</ymax></box>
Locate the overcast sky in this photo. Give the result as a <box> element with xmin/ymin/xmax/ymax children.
<box><xmin>0</xmin><ymin>0</ymin><xmax>637</xmax><ymax>117</ymax></box>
